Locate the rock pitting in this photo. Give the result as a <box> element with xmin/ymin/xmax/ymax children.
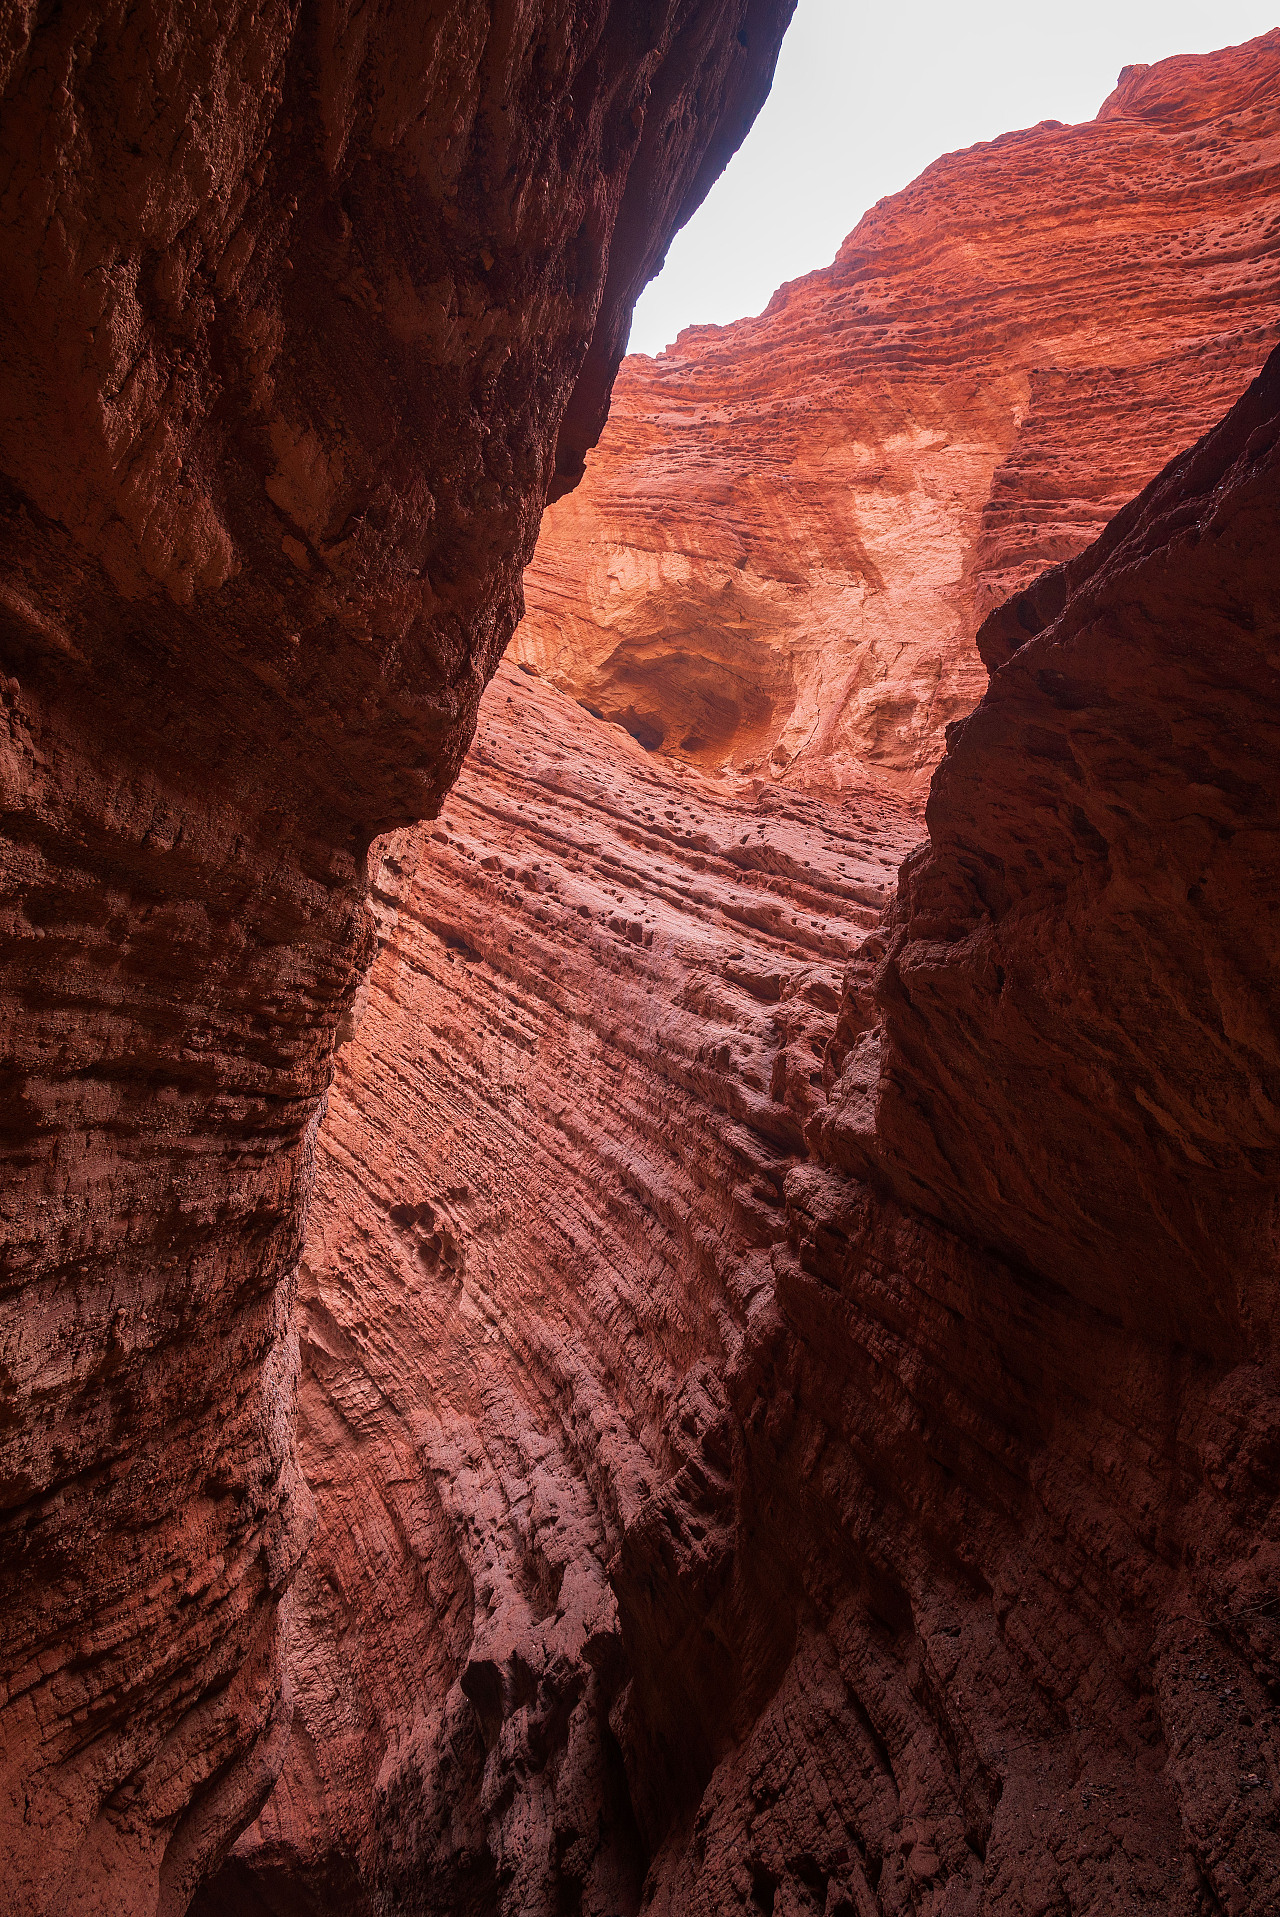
<box><xmin>209</xmin><ymin>662</ymin><xmax>916</xmax><ymax>1913</ymax></box>
<box><xmin>4</xmin><ymin>17</ymin><xmax>1280</xmax><ymax>1917</ymax></box>
<box><xmin>231</xmin><ymin>383</ymin><xmax>1280</xmax><ymax>1915</ymax></box>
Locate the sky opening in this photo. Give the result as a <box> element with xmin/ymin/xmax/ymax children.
<box><xmin>627</xmin><ymin>0</ymin><xmax>1280</xmax><ymax>357</ymax></box>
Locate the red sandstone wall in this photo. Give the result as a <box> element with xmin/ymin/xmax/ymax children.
<box><xmin>228</xmin><ymin>348</ymin><xmax>1279</xmax><ymax>1917</ymax></box>
<box><xmin>215</xmin><ymin>36</ymin><xmax>1280</xmax><ymax>1917</ymax></box>
<box><xmin>211</xmin><ymin>664</ymin><xmax>915</xmax><ymax>1912</ymax></box>
<box><xmin>517</xmin><ymin>30</ymin><xmax>1280</xmax><ymax>796</ymax></box>
<box><xmin>0</xmin><ymin>5</ymin><xmax>796</xmax><ymax>1911</ymax></box>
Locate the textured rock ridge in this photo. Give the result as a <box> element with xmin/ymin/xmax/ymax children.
<box><xmin>0</xmin><ymin>5</ymin><xmax>796</xmax><ymax>1911</ymax></box>
<box><xmin>223</xmin><ymin>359</ymin><xmax>1280</xmax><ymax>1914</ymax></box>
<box><xmin>209</xmin><ymin>660</ymin><xmax>918</xmax><ymax>1913</ymax></box>
<box><xmin>222</xmin><ymin>144</ymin><xmax>1280</xmax><ymax>1917</ymax></box>
<box><xmin>517</xmin><ymin>29</ymin><xmax>1280</xmax><ymax>793</ymax></box>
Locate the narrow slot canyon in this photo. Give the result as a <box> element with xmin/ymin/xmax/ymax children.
<box><xmin>2</xmin><ymin>10</ymin><xmax>1279</xmax><ymax>1917</ymax></box>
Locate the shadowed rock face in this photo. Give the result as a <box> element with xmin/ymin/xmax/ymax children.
<box><xmin>517</xmin><ymin>29</ymin><xmax>1280</xmax><ymax>794</ymax></box>
<box><xmin>0</xmin><ymin>4</ymin><xmax>797</xmax><ymax>1911</ymax></box>
<box><xmin>215</xmin><ymin>45</ymin><xmax>1280</xmax><ymax>1917</ymax></box>
<box><xmin>855</xmin><ymin>346</ymin><xmax>1280</xmax><ymax>1358</ymax></box>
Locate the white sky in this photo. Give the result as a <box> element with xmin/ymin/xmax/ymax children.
<box><xmin>628</xmin><ymin>1</ymin><xmax>1279</xmax><ymax>356</ymax></box>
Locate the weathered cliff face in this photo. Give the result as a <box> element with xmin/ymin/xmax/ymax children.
<box><xmin>783</xmin><ymin>342</ymin><xmax>1280</xmax><ymax>1915</ymax></box>
<box><xmin>214</xmin><ymin>44</ymin><xmax>1280</xmax><ymax>1912</ymax></box>
<box><xmin>0</xmin><ymin>5</ymin><xmax>796</xmax><ymax>1912</ymax></box>
<box><xmin>224</xmin><ymin>355</ymin><xmax>1279</xmax><ymax>1917</ymax></box>
<box><xmin>207</xmin><ymin>661</ymin><xmax>916</xmax><ymax>1914</ymax></box>
<box><xmin>517</xmin><ymin>29</ymin><xmax>1280</xmax><ymax>794</ymax></box>
<box><xmin>842</xmin><ymin>338</ymin><xmax>1280</xmax><ymax>1359</ymax></box>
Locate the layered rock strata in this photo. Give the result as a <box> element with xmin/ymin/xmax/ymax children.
<box><xmin>517</xmin><ymin>29</ymin><xmax>1280</xmax><ymax>793</ymax></box>
<box><xmin>209</xmin><ymin>658</ymin><xmax>919</xmax><ymax>1913</ymax></box>
<box><xmin>0</xmin><ymin>4</ymin><xmax>795</xmax><ymax>1910</ymax></box>
<box><xmin>222</xmin><ymin>357</ymin><xmax>1280</xmax><ymax>1913</ymax></box>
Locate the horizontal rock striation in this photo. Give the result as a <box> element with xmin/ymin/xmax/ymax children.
<box><xmin>0</xmin><ymin>4</ymin><xmax>796</xmax><ymax>1910</ymax></box>
<box><xmin>225</xmin><ymin>310</ymin><xmax>1280</xmax><ymax>1917</ymax></box>
<box><xmin>209</xmin><ymin>659</ymin><xmax>917</xmax><ymax>1913</ymax></box>
<box><xmin>517</xmin><ymin>29</ymin><xmax>1280</xmax><ymax>794</ymax></box>
<box><xmin>782</xmin><ymin>339</ymin><xmax>1280</xmax><ymax>1917</ymax></box>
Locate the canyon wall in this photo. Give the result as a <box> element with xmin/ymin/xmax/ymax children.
<box><xmin>0</xmin><ymin>5</ymin><xmax>796</xmax><ymax>1912</ymax></box>
<box><xmin>213</xmin><ymin>38</ymin><xmax>1280</xmax><ymax>1917</ymax></box>
<box><xmin>516</xmin><ymin>29</ymin><xmax>1280</xmax><ymax>796</ymax></box>
<box><xmin>223</xmin><ymin>341</ymin><xmax>1279</xmax><ymax>1917</ymax></box>
<box><xmin>207</xmin><ymin>662</ymin><xmax>918</xmax><ymax>1914</ymax></box>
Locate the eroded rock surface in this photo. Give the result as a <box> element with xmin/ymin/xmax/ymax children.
<box><xmin>225</xmin><ymin>203</ymin><xmax>1280</xmax><ymax>1917</ymax></box>
<box><xmin>237</xmin><ymin>363</ymin><xmax>1279</xmax><ymax>1917</ymax></box>
<box><xmin>210</xmin><ymin>660</ymin><xmax>918</xmax><ymax>1913</ymax></box>
<box><xmin>10</xmin><ymin>16</ymin><xmax>1280</xmax><ymax>1915</ymax></box>
<box><xmin>0</xmin><ymin>4</ymin><xmax>796</xmax><ymax>1910</ymax></box>
<box><xmin>517</xmin><ymin>29</ymin><xmax>1280</xmax><ymax>794</ymax></box>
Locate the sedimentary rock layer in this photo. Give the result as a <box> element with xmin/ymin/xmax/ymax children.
<box><xmin>0</xmin><ymin>5</ymin><xmax>795</xmax><ymax>1911</ymax></box>
<box><xmin>798</xmin><ymin>338</ymin><xmax>1280</xmax><ymax>1917</ymax></box>
<box><xmin>517</xmin><ymin>30</ymin><xmax>1280</xmax><ymax>793</ymax></box>
<box><xmin>209</xmin><ymin>659</ymin><xmax>918</xmax><ymax>1913</ymax></box>
<box><xmin>222</xmin><ymin>337</ymin><xmax>1280</xmax><ymax>1917</ymax></box>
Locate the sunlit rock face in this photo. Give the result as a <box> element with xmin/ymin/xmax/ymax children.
<box><xmin>517</xmin><ymin>29</ymin><xmax>1280</xmax><ymax>795</ymax></box>
<box><xmin>227</xmin><ymin>359</ymin><xmax>1280</xmax><ymax>1917</ymax></box>
<box><xmin>0</xmin><ymin>3</ymin><xmax>797</xmax><ymax>1911</ymax></box>
<box><xmin>211</xmin><ymin>661</ymin><xmax>917</xmax><ymax>1913</ymax></box>
<box><xmin>216</xmin><ymin>37</ymin><xmax>1280</xmax><ymax>1917</ymax></box>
